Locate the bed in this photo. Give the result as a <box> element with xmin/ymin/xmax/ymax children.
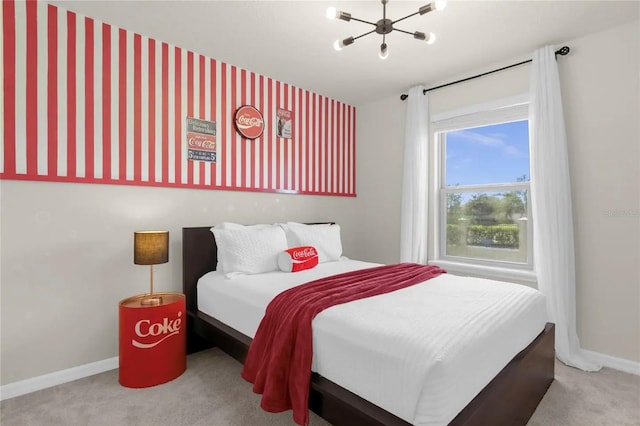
<box><xmin>182</xmin><ymin>225</ymin><xmax>554</xmax><ymax>426</ymax></box>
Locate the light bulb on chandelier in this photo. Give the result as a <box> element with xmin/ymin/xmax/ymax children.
<box><xmin>414</xmin><ymin>31</ymin><xmax>436</xmax><ymax>45</ymax></box>
<box><xmin>333</xmin><ymin>37</ymin><xmax>354</xmax><ymax>51</ymax></box>
<box><xmin>435</xmin><ymin>0</ymin><xmax>447</xmax><ymax>11</ymax></box>
<box><xmin>379</xmin><ymin>43</ymin><xmax>389</xmax><ymax>60</ymax></box>
<box><xmin>327</xmin><ymin>0</ymin><xmax>445</xmax><ymax>58</ymax></box>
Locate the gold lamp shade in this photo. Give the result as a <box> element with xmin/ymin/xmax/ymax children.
<box><xmin>134</xmin><ymin>231</ymin><xmax>169</xmax><ymax>305</ymax></box>
<box><xmin>134</xmin><ymin>231</ymin><xmax>169</xmax><ymax>265</ymax></box>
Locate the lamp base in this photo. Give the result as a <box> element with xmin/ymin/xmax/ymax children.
<box><xmin>140</xmin><ymin>295</ymin><xmax>163</xmax><ymax>306</ymax></box>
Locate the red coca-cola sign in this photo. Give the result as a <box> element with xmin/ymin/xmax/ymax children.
<box><xmin>186</xmin><ymin>132</ymin><xmax>216</xmax><ymax>150</ymax></box>
<box><xmin>234</xmin><ymin>105</ymin><xmax>264</xmax><ymax>139</ymax></box>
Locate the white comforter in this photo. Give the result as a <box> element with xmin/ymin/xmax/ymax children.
<box><xmin>197</xmin><ymin>259</ymin><xmax>547</xmax><ymax>426</ymax></box>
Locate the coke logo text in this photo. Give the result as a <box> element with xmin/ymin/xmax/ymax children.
<box><xmin>292</xmin><ymin>247</ymin><xmax>317</xmax><ymax>260</ymax></box>
<box><xmin>132</xmin><ymin>312</ymin><xmax>182</xmax><ymax>349</ymax></box>
<box><xmin>236</xmin><ymin>114</ymin><xmax>264</xmax><ymax>128</ymax></box>
<box><xmin>188</xmin><ymin>136</ymin><xmax>216</xmax><ymax>150</ymax></box>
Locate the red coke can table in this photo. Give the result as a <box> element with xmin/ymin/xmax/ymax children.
<box><xmin>119</xmin><ymin>292</ymin><xmax>186</xmax><ymax>388</ymax></box>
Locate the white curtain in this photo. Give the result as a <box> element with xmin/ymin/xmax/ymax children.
<box><xmin>400</xmin><ymin>86</ymin><xmax>429</xmax><ymax>263</ymax></box>
<box><xmin>529</xmin><ymin>46</ymin><xmax>601</xmax><ymax>371</ymax></box>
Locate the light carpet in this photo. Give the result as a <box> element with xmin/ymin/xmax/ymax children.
<box><xmin>1</xmin><ymin>348</ymin><xmax>638</xmax><ymax>426</ymax></box>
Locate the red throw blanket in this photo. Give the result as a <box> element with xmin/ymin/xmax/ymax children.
<box><xmin>241</xmin><ymin>263</ymin><xmax>446</xmax><ymax>425</ymax></box>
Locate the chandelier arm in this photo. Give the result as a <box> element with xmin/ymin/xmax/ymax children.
<box><xmin>350</xmin><ymin>29</ymin><xmax>378</xmax><ymax>41</ymax></box>
<box><xmin>348</xmin><ymin>16</ymin><xmax>378</xmax><ymax>26</ymax></box>
<box><xmin>391</xmin><ymin>11</ymin><xmax>421</xmax><ymax>26</ymax></box>
<box><xmin>393</xmin><ymin>28</ymin><xmax>417</xmax><ymax>36</ymax></box>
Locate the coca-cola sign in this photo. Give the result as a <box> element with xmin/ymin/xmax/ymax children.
<box><xmin>186</xmin><ymin>117</ymin><xmax>217</xmax><ymax>162</ymax></box>
<box><xmin>187</xmin><ymin>133</ymin><xmax>216</xmax><ymax>150</ymax></box>
<box><xmin>234</xmin><ymin>105</ymin><xmax>264</xmax><ymax>140</ymax></box>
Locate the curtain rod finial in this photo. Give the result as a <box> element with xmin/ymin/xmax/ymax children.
<box><xmin>400</xmin><ymin>94</ymin><xmax>408</xmax><ymax>101</ymax></box>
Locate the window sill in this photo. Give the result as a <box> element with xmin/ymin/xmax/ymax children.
<box><xmin>430</xmin><ymin>259</ymin><xmax>537</xmax><ymax>286</ymax></box>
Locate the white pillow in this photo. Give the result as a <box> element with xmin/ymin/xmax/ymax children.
<box><xmin>211</xmin><ymin>225</ymin><xmax>287</xmax><ymax>276</ymax></box>
<box><xmin>210</xmin><ymin>223</ymin><xmax>274</xmax><ymax>271</ymax></box>
<box><xmin>281</xmin><ymin>222</ymin><xmax>342</xmax><ymax>263</ymax></box>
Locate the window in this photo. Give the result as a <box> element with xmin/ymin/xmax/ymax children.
<box><xmin>434</xmin><ymin>102</ymin><xmax>533</xmax><ymax>271</ymax></box>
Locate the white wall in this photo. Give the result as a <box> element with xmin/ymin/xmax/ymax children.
<box><xmin>352</xmin><ymin>97</ymin><xmax>406</xmax><ymax>265</ymax></box>
<box><xmin>559</xmin><ymin>21</ymin><xmax>639</xmax><ymax>362</ymax></box>
<box><xmin>0</xmin><ymin>181</ymin><xmax>358</xmax><ymax>385</ymax></box>
<box><xmin>354</xmin><ymin>20</ymin><xmax>640</xmax><ymax>364</ymax></box>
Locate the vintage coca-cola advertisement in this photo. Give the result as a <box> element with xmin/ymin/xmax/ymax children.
<box><xmin>186</xmin><ymin>117</ymin><xmax>217</xmax><ymax>162</ymax></box>
<box><xmin>234</xmin><ymin>105</ymin><xmax>265</xmax><ymax>139</ymax></box>
<box><xmin>276</xmin><ymin>107</ymin><xmax>293</xmax><ymax>139</ymax></box>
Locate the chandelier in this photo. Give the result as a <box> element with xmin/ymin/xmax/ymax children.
<box><xmin>327</xmin><ymin>0</ymin><xmax>447</xmax><ymax>59</ymax></box>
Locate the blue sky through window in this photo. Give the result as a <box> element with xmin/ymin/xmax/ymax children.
<box><xmin>445</xmin><ymin>120</ymin><xmax>530</xmax><ymax>187</ymax></box>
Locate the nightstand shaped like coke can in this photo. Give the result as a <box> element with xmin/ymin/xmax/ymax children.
<box><xmin>119</xmin><ymin>292</ymin><xmax>186</xmax><ymax>388</ymax></box>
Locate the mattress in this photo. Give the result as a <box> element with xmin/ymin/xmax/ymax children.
<box><xmin>197</xmin><ymin>259</ymin><xmax>547</xmax><ymax>426</ymax></box>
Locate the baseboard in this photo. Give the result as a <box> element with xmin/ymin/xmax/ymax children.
<box><xmin>584</xmin><ymin>349</ymin><xmax>640</xmax><ymax>376</ymax></box>
<box><xmin>0</xmin><ymin>357</ymin><xmax>119</xmax><ymax>401</ymax></box>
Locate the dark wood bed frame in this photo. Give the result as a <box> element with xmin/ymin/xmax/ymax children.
<box><xmin>182</xmin><ymin>226</ymin><xmax>555</xmax><ymax>426</ymax></box>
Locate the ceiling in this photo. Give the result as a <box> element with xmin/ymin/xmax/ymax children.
<box><xmin>51</xmin><ymin>1</ymin><xmax>639</xmax><ymax>105</ymax></box>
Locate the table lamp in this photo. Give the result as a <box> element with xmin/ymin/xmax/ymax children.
<box><xmin>134</xmin><ymin>230</ymin><xmax>169</xmax><ymax>306</ymax></box>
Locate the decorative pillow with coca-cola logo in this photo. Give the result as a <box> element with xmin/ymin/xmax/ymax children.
<box><xmin>278</xmin><ymin>246</ymin><xmax>319</xmax><ymax>273</ymax></box>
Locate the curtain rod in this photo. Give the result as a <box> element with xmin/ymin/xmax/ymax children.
<box><xmin>400</xmin><ymin>46</ymin><xmax>570</xmax><ymax>101</ymax></box>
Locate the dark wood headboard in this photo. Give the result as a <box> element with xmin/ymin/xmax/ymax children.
<box><xmin>182</xmin><ymin>227</ymin><xmax>217</xmax><ymax>313</ymax></box>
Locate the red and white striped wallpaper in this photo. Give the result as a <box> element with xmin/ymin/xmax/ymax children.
<box><xmin>1</xmin><ymin>1</ymin><xmax>356</xmax><ymax>196</ymax></box>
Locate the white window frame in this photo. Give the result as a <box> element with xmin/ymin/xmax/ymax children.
<box><xmin>430</xmin><ymin>95</ymin><xmax>536</xmax><ymax>283</ymax></box>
